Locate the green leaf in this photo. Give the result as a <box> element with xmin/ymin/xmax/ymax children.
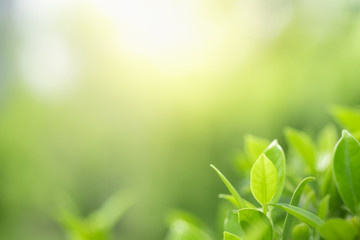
<box><xmin>317</xmin><ymin>124</ymin><xmax>338</xmax><ymax>153</ymax></box>
<box><xmin>165</xmin><ymin>218</ymin><xmax>213</xmax><ymax>240</ymax></box>
<box><xmin>165</xmin><ymin>211</ymin><xmax>213</xmax><ymax>240</ymax></box>
<box><xmin>282</xmin><ymin>177</ymin><xmax>315</xmax><ymax>240</ymax></box>
<box><xmin>320</xmin><ymin>163</ymin><xmax>334</xmax><ymax>197</ymax></box>
<box><xmin>224</xmin><ymin>231</ymin><xmax>243</xmax><ymax>240</ymax></box>
<box><xmin>289</xmin><ymin>177</ymin><xmax>315</xmax><ymax>207</ymax></box>
<box><xmin>284</xmin><ymin>127</ymin><xmax>316</xmax><ymax>173</ymax></box>
<box><xmin>318</xmin><ymin>218</ymin><xmax>357</xmax><ymax>240</ymax></box>
<box><xmin>331</xmin><ymin>106</ymin><xmax>360</xmax><ymax>133</ymax></box>
<box><xmin>219</xmin><ymin>194</ymin><xmax>256</xmax><ymax>209</ymax></box>
<box><xmin>333</xmin><ymin>130</ymin><xmax>360</xmax><ymax>215</ymax></box>
<box><xmin>87</xmin><ymin>191</ymin><xmax>133</xmax><ymax>230</ymax></box>
<box><xmin>55</xmin><ymin>193</ymin><xmax>82</xmax><ymax>232</ymax></box>
<box><xmin>318</xmin><ymin>195</ymin><xmax>330</xmax><ymax>220</ymax></box>
<box><xmin>219</xmin><ymin>194</ymin><xmax>238</xmax><ymax>208</ymax></box>
<box><xmin>56</xmin><ymin>191</ymin><xmax>132</xmax><ymax>239</ymax></box>
<box><xmin>238</xmin><ymin>208</ymin><xmax>273</xmax><ymax>240</ymax></box>
<box><xmin>224</xmin><ymin>211</ymin><xmax>245</xmax><ymax>238</ymax></box>
<box><xmin>263</xmin><ymin>140</ymin><xmax>286</xmax><ymax>203</ymax></box>
<box><xmin>303</xmin><ymin>188</ymin><xmax>316</xmax><ymax>210</ymax></box>
<box><xmin>250</xmin><ymin>154</ymin><xmax>278</xmax><ymax>207</ymax></box>
<box><xmin>245</xmin><ymin>134</ymin><xmax>271</xmax><ymax>164</ymax></box>
<box><xmin>291</xmin><ymin>223</ymin><xmax>310</xmax><ymax>240</ymax></box>
<box><xmin>316</xmin><ymin>124</ymin><xmax>338</xmax><ymax>172</ymax></box>
<box><xmin>270</xmin><ymin>203</ymin><xmax>325</xmax><ymax>228</ymax></box>
<box><xmin>211</xmin><ymin>165</ymin><xmax>247</xmax><ymax>209</ymax></box>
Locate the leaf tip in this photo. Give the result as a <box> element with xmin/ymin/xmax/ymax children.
<box><xmin>308</xmin><ymin>176</ymin><xmax>316</xmax><ymax>181</ymax></box>
<box><xmin>210</xmin><ymin>164</ymin><xmax>218</xmax><ymax>171</ymax></box>
<box><xmin>342</xmin><ymin>129</ymin><xmax>351</xmax><ymax>137</ymax></box>
<box><xmin>265</xmin><ymin>139</ymin><xmax>278</xmax><ymax>150</ymax></box>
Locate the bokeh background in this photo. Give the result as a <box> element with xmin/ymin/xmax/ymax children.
<box><xmin>1</xmin><ymin>0</ymin><xmax>360</xmax><ymax>239</ymax></box>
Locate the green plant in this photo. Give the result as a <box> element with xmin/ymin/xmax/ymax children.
<box><xmin>165</xmin><ymin>106</ymin><xmax>360</xmax><ymax>239</ymax></box>
<box><xmin>56</xmin><ymin>191</ymin><xmax>132</xmax><ymax>240</ymax></box>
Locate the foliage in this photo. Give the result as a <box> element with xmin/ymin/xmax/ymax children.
<box><xmin>56</xmin><ymin>191</ymin><xmax>132</xmax><ymax>240</ymax></box>
<box><xmin>165</xmin><ymin>106</ymin><xmax>360</xmax><ymax>239</ymax></box>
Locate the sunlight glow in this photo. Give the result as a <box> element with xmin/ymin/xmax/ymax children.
<box><xmin>19</xmin><ymin>33</ymin><xmax>77</xmax><ymax>99</ymax></box>
<box><xmin>93</xmin><ymin>0</ymin><xmax>219</xmax><ymax>75</ymax></box>
<box><xmin>15</xmin><ymin>0</ymin><xmax>77</xmax><ymax>99</ymax></box>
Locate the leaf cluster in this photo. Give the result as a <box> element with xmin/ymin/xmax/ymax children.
<box><xmin>165</xmin><ymin>105</ymin><xmax>360</xmax><ymax>240</ymax></box>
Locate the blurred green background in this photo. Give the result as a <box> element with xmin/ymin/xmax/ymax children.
<box><xmin>1</xmin><ymin>0</ymin><xmax>360</xmax><ymax>239</ymax></box>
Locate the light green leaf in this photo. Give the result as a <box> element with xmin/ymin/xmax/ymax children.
<box><xmin>219</xmin><ymin>194</ymin><xmax>256</xmax><ymax>209</ymax></box>
<box><xmin>211</xmin><ymin>165</ymin><xmax>247</xmax><ymax>209</ymax></box>
<box><xmin>271</xmin><ymin>203</ymin><xmax>325</xmax><ymax>228</ymax></box>
<box><xmin>291</xmin><ymin>223</ymin><xmax>310</xmax><ymax>240</ymax></box>
<box><xmin>219</xmin><ymin>194</ymin><xmax>238</xmax><ymax>208</ymax></box>
<box><xmin>165</xmin><ymin>219</ymin><xmax>213</xmax><ymax>240</ymax></box>
<box><xmin>263</xmin><ymin>140</ymin><xmax>286</xmax><ymax>203</ymax></box>
<box><xmin>245</xmin><ymin>134</ymin><xmax>271</xmax><ymax>164</ymax></box>
<box><xmin>87</xmin><ymin>191</ymin><xmax>133</xmax><ymax>230</ymax></box>
<box><xmin>224</xmin><ymin>231</ymin><xmax>243</xmax><ymax>240</ymax></box>
<box><xmin>165</xmin><ymin>211</ymin><xmax>213</xmax><ymax>240</ymax></box>
<box><xmin>318</xmin><ymin>218</ymin><xmax>357</xmax><ymax>240</ymax></box>
<box><xmin>318</xmin><ymin>195</ymin><xmax>330</xmax><ymax>220</ymax></box>
<box><xmin>55</xmin><ymin>193</ymin><xmax>82</xmax><ymax>232</ymax></box>
<box><xmin>320</xmin><ymin>163</ymin><xmax>334</xmax><ymax>197</ymax></box>
<box><xmin>316</xmin><ymin>124</ymin><xmax>338</xmax><ymax>172</ymax></box>
<box><xmin>333</xmin><ymin>130</ymin><xmax>360</xmax><ymax>215</ymax></box>
<box><xmin>331</xmin><ymin>106</ymin><xmax>360</xmax><ymax>133</ymax></box>
<box><xmin>250</xmin><ymin>154</ymin><xmax>278</xmax><ymax>206</ymax></box>
<box><xmin>238</xmin><ymin>208</ymin><xmax>273</xmax><ymax>240</ymax></box>
<box><xmin>56</xmin><ymin>191</ymin><xmax>132</xmax><ymax>239</ymax></box>
<box><xmin>289</xmin><ymin>177</ymin><xmax>315</xmax><ymax>207</ymax></box>
<box><xmin>303</xmin><ymin>188</ymin><xmax>316</xmax><ymax>210</ymax></box>
<box><xmin>282</xmin><ymin>177</ymin><xmax>315</xmax><ymax>240</ymax></box>
<box><xmin>224</xmin><ymin>211</ymin><xmax>245</xmax><ymax>238</ymax></box>
<box><xmin>284</xmin><ymin>127</ymin><xmax>316</xmax><ymax>173</ymax></box>
<box><xmin>317</xmin><ymin>124</ymin><xmax>338</xmax><ymax>154</ymax></box>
